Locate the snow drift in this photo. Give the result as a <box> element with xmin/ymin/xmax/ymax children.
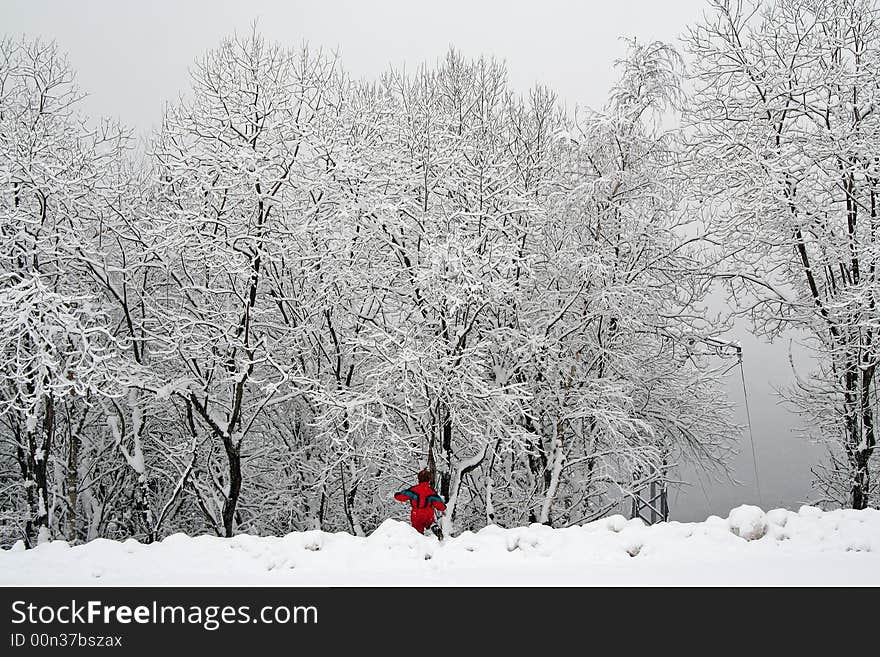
<box><xmin>2</xmin><ymin>505</ymin><xmax>879</xmax><ymax>586</ymax></box>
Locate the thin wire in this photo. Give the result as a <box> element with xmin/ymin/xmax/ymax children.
<box><xmin>738</xmin><ymin>354</ymin><xmax>764</xmax><ymax>507</ymax></box>
<box><xmin>694</xmin><ymin>470</ymin><xmax>713</xmax><ymax>516</ymax></box>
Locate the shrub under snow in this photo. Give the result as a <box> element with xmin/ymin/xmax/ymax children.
<box><xmin>727</xmin><ymin>505</ymin><xmax>768</xmax><ymax>541</ymax></box>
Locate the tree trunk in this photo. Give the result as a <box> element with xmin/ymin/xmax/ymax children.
<box><xmin>440</xmin><ymin>408</ymin><xmax>453</xmax><ymax>500</ymax></box>
<box><xmin>440</xmin><ymin>446</ymin><xmax>488</xmax><ymax>537</ymax></box>
<box><xmin>26</xmin><ymin>395</ymin><xmax>55</xmax><ymax>547</ymax></box>
<box><xmin>538</xmin><ymin>432</ymin><xmax>564</xmax><ymax>525</ymax></box>
<box><xmin>843</xmin><ymin>354</ymin><xmax>876</xmax><ymax>510</ymax></box>
<box><xmin>221</xmin><ymin>441</ymin><xmax>242</xmax><ymax>538</ymax></box>
<box><xmin>852</xmin><ymin>454</ymin><xmax>870</xmax><ymax>510</ymax></box>
<box><xmin>66</xmin><ymin>429</ymin><xmax>80</xmax><ymax>542</ymax></box>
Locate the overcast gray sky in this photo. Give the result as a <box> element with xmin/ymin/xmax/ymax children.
<box><xmin>3</xmin><ymin>0</ymin><xmax>826</xmax><ymax>520</ymax></box>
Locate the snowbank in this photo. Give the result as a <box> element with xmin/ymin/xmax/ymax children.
<box><xmin>2</xmin><ymin>505</ymin><xmax>879</xmax><ymax>586</ymax></box>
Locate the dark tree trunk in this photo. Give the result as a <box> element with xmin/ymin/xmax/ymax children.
<box><xmin>222</xmin><ymin>441</ymin><xmax>242</xmax><ymax>538</ymax></box>
<box><xmin>843</xmin><ymin>353</ymin><xmax>876</xmax><ymax>510</ymax></box>
<box><xmin>852</xmin><ymin>364</ymin><xmax>876</xmax><ymax>510</ymax></box>
<box><xmin>426</xmin><ymin>440</ymin><xmax>438</xmax><ymax>490</ymax></box>
<box><xmin>66</xmin><ymin>429</ymin><xmax>80</xmax><ymax>542</ymax></box>
<box><xmin>25</xmin><ymin>395</ymin><xmax>55</xmax><ymax>548</ymax></box>
<box><xmin>440</xmin><ymin>410</ymin><xmax>453</xmax><ymax>500</ymax></box>
<box><xmin>852</xmin><ymin>457</ymin><xmax>869</xmax><ymax>510</ymax></box>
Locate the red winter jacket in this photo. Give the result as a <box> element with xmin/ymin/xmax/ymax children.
<box><xmin>394</xmin><ymin>482</ymin><xmax>446</xmax><ymax>533</ymax></box>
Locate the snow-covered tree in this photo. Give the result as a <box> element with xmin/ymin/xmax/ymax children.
<box><xmin>686</xmin><ymin>0</ymin><xmax>880</xmax><ymax>508</ymax></box>
<box><xmin>150</xmin><ymin>32</ymin><xmax>346</xmax><ymax>536</ymax></box>
<box><xmin>0</xmin><ymin>36</ymin><xmax>132</xmax><ymax>546</ymax></box>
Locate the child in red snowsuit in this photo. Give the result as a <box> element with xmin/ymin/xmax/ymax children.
<box><xmin>394</xmin><ymin>469</ymin><xmax>446</xmax><ymax>534</ymax></box>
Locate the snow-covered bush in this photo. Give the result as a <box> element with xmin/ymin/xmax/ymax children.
<box><xmin>728</xmin><ymin>505</ymin><xmax>768</xmax><ymax>542</ymax></box>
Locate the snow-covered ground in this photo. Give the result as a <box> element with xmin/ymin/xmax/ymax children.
<box><xmin>2</xmin><ymin>505</ymin><xmax>879</xmax><ymax>586</ymax></box>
